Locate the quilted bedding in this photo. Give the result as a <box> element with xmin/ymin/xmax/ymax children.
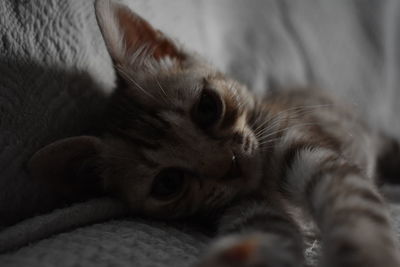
<box><xmin>1</xmin><ymin>0</ymin><xmax>400</xmax><ymax>266</ymax></box>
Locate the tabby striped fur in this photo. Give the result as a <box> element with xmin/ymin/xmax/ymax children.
<box><xmin>29</xmin><ymin>1</ymin><xmax>400</xmax><ymax>266</ymax></box>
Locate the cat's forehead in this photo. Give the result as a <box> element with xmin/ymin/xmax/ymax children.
<box><xmin>154</xmin><ymin>72</ymin><xmax>204</xmax><ymax>104</ymax></box>
<box><xmin>145</xmin><ymin>70</ymin><xmax>224</xmax><ymax>94</ymax></box>
<box><xmin>130</xmin><ymin>70</ymin><xmax>239</xmax><ymax>110</ymax></box>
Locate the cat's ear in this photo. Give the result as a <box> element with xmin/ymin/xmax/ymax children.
<box><xmin>28</xmin><ymin>136</ymin><xmax>105</xmax><ymax>201</ymax></box>
<box><xmin>95</xmin><ymin>0</ymin><xmax>186</xmax><ymax>72</ymax></box>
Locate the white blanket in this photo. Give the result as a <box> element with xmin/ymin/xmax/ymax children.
<box><xmin>1</xmin><ymin>0</ymin><xmax>400</xmax><ymax>266</ymax></box>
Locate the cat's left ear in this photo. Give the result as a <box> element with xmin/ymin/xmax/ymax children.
<box><xmin>28</xmin><ymin>136</ymin><xmax>105</xmax><ymax>201</ymax></box>
<box><xmin>95</xmin><ymin>0</ymin><xmax>186</xmax><ymax>72</ymax></box>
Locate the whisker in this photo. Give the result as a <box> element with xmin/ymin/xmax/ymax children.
<box><xmin>253</xmin><ymin>104</ymin><xmax>332</xmax><ymax>137</ymax></box>
<box><xmin>154</xmin><ymin>76</ymin><xmax>169</xmax><ymax>103</ymax></box>
<box><xmin>255</xmin><ymin>116</ymin><xmax>288</xmax><ymax>135</ymax></box>
<box><xmin>254</xmin><ymin>114</ymin><xmax>287</xmax><ymax>138</ymax></box>
<box><xmin>257</xmin><ymin>104</ymin><xmax>332</xmax><ymax>131</ymax></box>
<box><xmin>257</xmin><ymin>137</ymin><xmax>284</xmax><ymax>146</ymax></box>
<box><xmin>115</xmin><ymin>65</ymin><xmax>157</xmax><ymax>101</ymax></box>
<box><xmin>258</xmin><ymin>143</ymin><xmax>281</xmax><ymax>152</ymax></box>
<box><xmin>256</xmin><ymin>122</ymin><xmax>320</xmax><ymax>144</ymax></box>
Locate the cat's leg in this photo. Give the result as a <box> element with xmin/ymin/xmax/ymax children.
<box><xmin>196</xmin><ymin>199</ymin><xmax>305</xmax><ymax>267</ymax></box>
<box><xmin>283</xmin><ymin>146</ymin><xmax>400</xmax><ymax>267</ymax></box>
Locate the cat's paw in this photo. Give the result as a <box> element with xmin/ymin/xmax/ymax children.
<box><xmin>195</xmin><ymin>233</ymin><xmax>304</xmax><ymax>267</ymax></box>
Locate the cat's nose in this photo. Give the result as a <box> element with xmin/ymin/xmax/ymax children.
<box><xmin>234</xmin><ymin>131</ymin><xmax>256</xmax><ymax>155</ymax></box>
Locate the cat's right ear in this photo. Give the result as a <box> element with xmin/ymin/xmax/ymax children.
<box><xmin>95</xmin><ymin>0</ymin><xmax>186</xmax><ymax>72</ymax></box>
<box><xmin>28</xmin><ymin>136</ymin><xmax>105</xmax><ymax>201</ymax></box>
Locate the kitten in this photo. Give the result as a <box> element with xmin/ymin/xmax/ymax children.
<box><xmin>29</xmin><ymin>0</ymin><xmax>400</xmax><ymax>266</ymax></box>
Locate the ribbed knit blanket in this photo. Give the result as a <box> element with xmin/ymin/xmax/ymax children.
<box><xmin>1</xmin><ymin>0</ymin><xmax>400</xmax><ymax>266</ymax></box>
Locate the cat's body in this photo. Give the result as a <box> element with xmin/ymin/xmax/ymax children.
<box><xmin>29</xmin><ymin>0</ymin><xmax>400</xmax><ymax>266</ymax></box>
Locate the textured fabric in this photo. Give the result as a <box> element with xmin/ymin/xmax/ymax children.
<box><xmin>0</xmin><ymin>198</ymin><xmax>129</xmax><ymax>253</ymax></box>
<box><xmin>0</xmin><ymin>217</ymin><xmax>209</xmax><ymax>267</ymax></box>
<box><xmin>0</xmin><ymin>200</ymin><xmax>400</xmax><ymax>267</ymax></box>
<box><xmin>1</xmin><ymin>0</ymin><xmax>400</xmax><ymax>266</ymax></box>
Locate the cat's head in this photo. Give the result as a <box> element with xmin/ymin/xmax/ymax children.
<box><xmin>28</xmin><ymin>0</ymin><xmax>262</xmax><ymax>219</ymax></box>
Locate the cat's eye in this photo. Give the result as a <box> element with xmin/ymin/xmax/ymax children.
<box><xmin>192</xmin><ymin>89</ymin><xmax>223</xmax><ymax>129</ymax></box>
<box><xmin>151</xmin><ymin>168</ymin><xmax>185</xmax><ymax>200</ymax></box>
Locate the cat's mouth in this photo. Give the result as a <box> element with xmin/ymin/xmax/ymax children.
<box><xmin>220</xmin><ymin>154</ymin><xmax>243</xmax><ymax>181</ymax></box>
